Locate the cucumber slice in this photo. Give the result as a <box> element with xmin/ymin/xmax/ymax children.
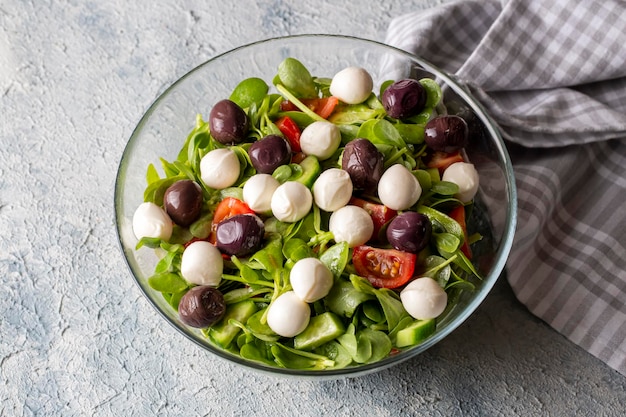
<box><xmin>208</xmin><ymin>300</ymin><xmax>258</xmax><ymax>348</ymax></box>
<box><xmin>294</xmin><ymin>312</ymin><xmax>345</xmax><ymax>351</ymax></box>
<box><xmin>395</xmin><ymin>318</ymin><xmax>436</xmax><ymax>348</ymax></box>
<box><xmin>295</xmin><ymin>155</ymin><xmax>321</xmax><ymax>188</ymax></box>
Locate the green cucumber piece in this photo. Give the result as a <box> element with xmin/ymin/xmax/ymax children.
<box><xmin>295</xmin><ymin>155</ymin><xmax>321</xmax><ymax>188</ymax></box>
<box><xmin>395</xmin><ymin>318</ymin><xmax>436</xmax><ymax>348</ymax></box>
<box><xmin>294</xmin><ymin>312</ymin><xmax>345</xmax><ymax>351</ymax></box>
<box><xmin>208</xmin><ymin>300</ymin><xmax>258</xmax><ymax>348</ymax></box>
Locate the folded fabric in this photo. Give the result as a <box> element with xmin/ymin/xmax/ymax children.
<box><xmin>386</xmin><ymin>0</ymin><xmax>626</xmax><ymax>375</ymax></box>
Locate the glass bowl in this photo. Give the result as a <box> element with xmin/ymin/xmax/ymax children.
<box><xmin>114</xmin><ymin>34</ymin><xmax>517</xmax><ymax>378</ymax></box>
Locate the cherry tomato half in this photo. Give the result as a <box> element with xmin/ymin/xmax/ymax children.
<box><xmin>349</xmin><ymin>197</ymin><xmax>397</xmax><ymax>242</ymax></box>
<box><xmin>280</xmin><ymin>96</ymin><xmax>339</xmax><ymax>119</ymax></box>
<box><xmin>425</xmin><ymin>151</ymin><xmax>464</xmax><ymax>175</ymax></box>
<box><xmin>448</xmin><ymin>204</ymin><xmax>472</xmax><ymax>259</ymax></box>
<box><xmin>275</xmin><ymin>116</ymin><xmax>302</xmax><ymax>153</ymax></box>
<box><xmin>352</xmin><ymin>245</ymin><xmax>416</xmax><ymax>289</ymax></box>
<box><xmin>209</xmin><ymin>197</ymin><xmax>255</xmax><ymax>243</ymax></box>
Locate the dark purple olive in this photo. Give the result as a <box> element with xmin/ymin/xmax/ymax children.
<box><xmin>424</xmin><ymin>115</ymin><xmax>469</xmax><ymax>153</ymax></box>
<box><xmin>382</xmin><ymin>79</ymin><xmax>427</xmax><ymax>119</ymax></box>
<box><xmin>386</xmin><ymin>212</ymin><xmax>432</xmax><ymax>254</ymax></box>
<box><xmin>163</xmin><ymin>180</ymin><xmax>203</xmax><ymax>227</ymax></box>
<box><xmin>215</xmin><ymin>214</ymin><xmax>265</xmax><ymax>256</ymax></box>
<box><xmin>248</xmin><ymin>135</ymin><xmax>292</xmax><ymax>174</ymax></box>
<box><xmin>341</xmin><ymin>138</ymin><xmax>384</xmax><ymax>193</ymax></box>
<box><xmin>209</xmin><ymin>99</ymin><xmax>249</xmax><ymax>144</ymax></box>
<box><xmin>178</xmin><ymin>286</ymin><xmax>226</xmax><ymax>328</ymax></box>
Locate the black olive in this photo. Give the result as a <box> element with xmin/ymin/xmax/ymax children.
<box><xmin>382</xmin><ymin>79</ymin><xmax>427</xmax><ymax>119</ymax></box>
<box><xmin>163</xmin><ymin>180</ymin><xmax>203</xmax><ymax>227</ymax></box>
<box><xmin>248</xmin><ymin>135</ymin><xmax>292</xmax><ymax>174</ymax></box>
<box><xmin>215</xmin><ymin>214</ymin><xmax>265</xmax><ymax>256</ymax></box>
<box><xmin>178</xmin><ymin>286</ymin><xmax>226</xmax><ymax>328</ymax></box>
<box><xmin>209</xmin><ymin>99</ymin><xmax>249</xmax><ymax>144</ymax></box>
<box><xmin>386</xmin><ymin>212</ymin><xmax>432</xmax><ymax>254</ymax></box>
<box><xmin>424</xmin><ymin>115</ymin><xmax>469</xmax><ymax>153</ymax></box>
<box><xmin>341</xmin><ymin>138</ymin><xmax>384</xmax><ymax>193</ymax></box>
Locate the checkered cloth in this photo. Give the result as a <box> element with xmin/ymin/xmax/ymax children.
<box><xmin>386</xmin><ymin>0</ymin><xmax>626</xmax><ymax>375</ymax></box>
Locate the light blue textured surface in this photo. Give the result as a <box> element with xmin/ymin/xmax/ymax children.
<box><xmin>1</xmin><ymin>1</ymin><xmax>625</xmax><ymax>415</ymax></box>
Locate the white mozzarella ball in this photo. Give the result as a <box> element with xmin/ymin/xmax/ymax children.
<box><xmin>132</xmin><ymin>202</ymin><xmax>173</xmax><ymax>241</ymax></box>
<box><xmin>180</xmin><ymin>241</ymin><xmax>223</xmax><ymax>286</ymax></box>
<box><xmin>290</xmin><ymin>258</ymin><xmax>334</xmax><ymax>303</ymax></box>
<box><xmin>329</xmin><ymin>205</ymin><xmax>374</xmax><ymax>247</ymax></box>
<box><xmin>442</xmin><ymin>162</ymin><xmax>479</xmax><ymax>203</ymax></box>
<box><xmin>243</xmin><ymin>174</ymin><xmax>280</xmax><ymax>214</ymax></box>
<box><xmin>329</xmin><ymin>66</ymin><xmax>374</xmax><ymax>104</ymax></box>
<box><xmin>270</xmin><ymin>181</ymin><xmax>313</xmax><ymax>222</ymax></box>
<box><xmin>267</xmin><ymin>291</ymin><xmax>311</xmax><ymax>337</ymax></box>
<box><xmin>200</xmin><ymin>148</ymin><xmax>240</xmax><ymax>189</ymax></box>
<box><xmin>378</xmin><ymin>164</ymin><xmax>422</xmax><ymax>210</ymax></box>
<box><xmin>312</xmin><ymin>168</ymin><xmax>353</xmax><ymax>212</ymax></box>
<box><xmin>400</xmin><ymin>277</ymin><xmax>448</xmax><ymax>320</ymax></box>
<box><xmin>299</xmin><ymin>121</ymin><xmax>341</xmax><ymax>160</ymax></box>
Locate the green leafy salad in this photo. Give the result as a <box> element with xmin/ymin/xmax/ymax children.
<box><xmin>131</xmin><ymin>57</ymin><xmax>483</xmax><ymax>370</ymax></box>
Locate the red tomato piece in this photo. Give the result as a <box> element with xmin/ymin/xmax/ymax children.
<box><xmin>352</xmin><ymin>245</ymin><xmax>416</xmax><ymax>289</ymax></box>
<box><xmin>275</xmin><ymin>116</ymin><xmax>302</xmax><ymax>153</ymax></box>
<box><xmin>280</xmin><ymin>97</ymin><xmax>339</xmax><ymax>119</ymax></box>
<box><xmin>309</xmin><ymin>96</ymin><xmax>339</xmax><ymax>119</ymax></box>
<box><xmin>279</xmin><ymin>100</ymin><xmax>298</xmax><ymax>112</ymax></box>
<box><xmin>349</xmin><ymin>197</ymin><xmax>397</xmax><ymax>242</ymax></box>
<box><xmin>448</xmin><ymin>204</ymin><xmax>472</xmax><ymax>259</ymax></box>
<box><xmin>213</xmin><ymin>197</ymin><xmax>255</xmax><ymax>223</ymax></box>
<box><xmin>209</xmin><ymin>197</ymin><xmax>255</xmax><ymax>243</ymax></box>
<box><xmin>425</xmin><ymin>151</ymin><xmax>464</xmax><ymax>175</ymax></box>
<box><xmin>291</xmin><ymin>151</ymin><xmax>308</xmax><ymax>164</ymax></box>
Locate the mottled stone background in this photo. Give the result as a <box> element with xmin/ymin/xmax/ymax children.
<box><xmin>1</xmin><ymin>1</ymin><xmax>625</xmax><ymax>416</ymax></box>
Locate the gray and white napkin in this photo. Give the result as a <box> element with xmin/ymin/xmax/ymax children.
<box><xmin>386</xmin><ymin>0</ymin><xmax>626</xmax><ymax>375</ymax></box>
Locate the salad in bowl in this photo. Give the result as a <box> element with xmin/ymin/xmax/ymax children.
<box><xmin>115</xmin><ymin>35</ymin><xmax>516</xmax><ymax>378</ymax></box>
